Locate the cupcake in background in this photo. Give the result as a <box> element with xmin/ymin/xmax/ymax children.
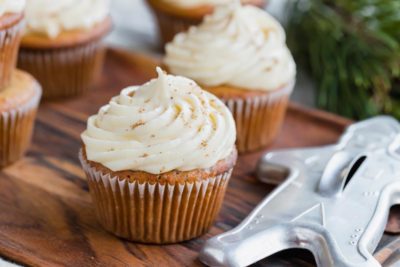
<box><xmin>0</xmin><ymin>70</ymin><xmax>42</xmax><ymax>168</ymax></box>
<box><xmin>146</xmin><ymin>0</ymin><xmax>265</xmax><ymax>46</ymax></box>
<box><xmin>18</xmin><ymin>0</ymin><xmax>112</xmax><ymax>100</ymax></box>
<box><xmin>165</xmin><ymin>2</ymin><xmax>296</xmax><ymax>153</ymax></box>
<box><xmin>80</xmin><ymin>67</ymin><xmax>237</xmax><ymax>244</ymax></box>
<box><xmin>0</xmin><ymin>0</ymin><xmax>42</xmax><ymax>168</ymax></box>
<box><xmin>0</xmin><ymin>0</ymin><xmax>26</xmax><ymax>89</ymax></box>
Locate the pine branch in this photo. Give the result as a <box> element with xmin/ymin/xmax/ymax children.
<box><xmin>286</xmin><ymin>0</ymin><xmax>400</xmax><ymax>119</ymax></box>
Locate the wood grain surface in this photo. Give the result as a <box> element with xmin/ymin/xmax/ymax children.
<box><xmin>0</xmin><ymin>48</ymin><xmax>399</xmax><ymax>267</ymax></box>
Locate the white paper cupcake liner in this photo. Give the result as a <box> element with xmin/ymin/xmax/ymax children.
<box><xmin>0</xmin><ymin>87</ymin><xmax>41</xmax><ymax>168</ymax></box>
<box><xmin>18</xmin><ymin>40</ymin><xmax>106</xmax><ymax>99</ymax></box>
<box><xmin>223</xmin><ymin>82</ymin><xmax>294</xmax><ymax>153</ymax></box>
<box><xmin>79</xmin><ymin>151</ymin><xmax>233</xmax><ymax>244</ymax></box>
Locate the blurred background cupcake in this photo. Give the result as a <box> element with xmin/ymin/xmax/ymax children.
<box><xmin>146</xmin><ymin>0</ymin><xmax>266</xmax><ymax>46</ymax></box>
<box><xmin>0</xmin><ymin>70</ymin><xmax>41</xmax><ymax>168</ymax></box>
<box><xmin>0</xmin><ymin>0</ymin><xmax>25</xmax><ymax>89</ymax></box>
<box><xmin>18</xmin><ymin>0</ymin><xmax>112</xmax><ymax>100</ymax></box>
<box><xmin>0</xmin><ymin>0</ymin><xmax>42</xmax><ymax>168</ymax></box>
<box><xmin>80</xmin><ymin>67</ymin><xmax>237</xmax><ymax>244</ymax></box>
<box><xmin>164</xmin><ymin>3</ymin><xmax>296</xmax><ymax>153</ymax></box>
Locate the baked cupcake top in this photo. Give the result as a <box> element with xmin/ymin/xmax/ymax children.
<box><xmin>24</xmin><ymin>0</ymin><xmax>110</xmax><ymax>38</ymax></box>
<box><xmin>0</xmin><ymin>0</ymin><xmax>25</xmax><ymax>16</ymax></box>
<box><xmin>0</xmin><ymin>70</ymin><xmax>41</xmax><ymax>112</ymax></box>
<box><xmin>165</xmin><ymin>3</ymin><xmax>296</xmax><ymax>91</ymax></box>
<box><xmin>81</xmin><ymin>67</ymin><xmax>236</xmax><ymax>174</ymax></box>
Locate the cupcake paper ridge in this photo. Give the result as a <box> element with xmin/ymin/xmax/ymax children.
<box><xmin>24</xmin><ymin>0</ymin><xmax>110</xmax><ymax>38</ymax></box>
<box><xmin>81</xmin><ymin>67</ymin><xmax>236</xmax><ymax>174</ymax></box>
<box><xmin>165</xmin><ymin>3</ymin><xmax>296</xmax><ymax>91</ymax></box>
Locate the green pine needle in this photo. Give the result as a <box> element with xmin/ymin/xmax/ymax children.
<box><xmin>286</xmin><ymin>0</ymin><xmax>400</xmax><ymax>119</ymax></box>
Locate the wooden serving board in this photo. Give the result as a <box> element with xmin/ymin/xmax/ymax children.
<box><xmin>1</xmin><ymin>48</ymin><xmax>400</xmax><ymax>267</ymax></box>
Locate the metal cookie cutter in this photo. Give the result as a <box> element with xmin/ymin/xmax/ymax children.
<box><xmin>200</xmin><ymin>116</ymin><xmax>400</xmax><ymax>267</ymax></box>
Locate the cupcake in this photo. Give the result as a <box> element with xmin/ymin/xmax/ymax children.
<box><xmin>165</xmin><ymin>3</ymin><xmax>296</xmax><ymax>153</ymax></box>
<box><xmin>0</xmin><ymin>0</ymin><xmax>25</xmax><ymax>89</ymax></box>
<box><xmin>0</xmin><ymin>70</ymin><xmax>42</xmax><ymax>168</ymax></box>
<box><xmin>146</xmin><ymin>0</ymin><xmax>265</xmax><ymax>46</ymax></box>
<box><xmin>17</xmin><ymin>0</ymin><xmax>112</xmax><ymax>100</ymax></box>
<box><xmin>80</xmin><ymin>67</ymin><xmax>237</xmax><ymax>244</ymax></box>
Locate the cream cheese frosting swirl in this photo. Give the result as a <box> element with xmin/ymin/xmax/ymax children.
<box><xmin>81</xmin><ymin>67</ymin><xmax>236</xmax><ymax>174</ymax></box>
<box><xmin>25</xmin><ymin>0</ymin><xmax>110</xmax><ymax>38</ymax></box>
<box><xmin>0</xmin><ymin>0</ymin><xmax>25</xmax><ymax>17</ymax></box>
<box><xmin>165</xmin><ymin>3</ymin><xmax>296</xmax><ymax>91</ymax></box>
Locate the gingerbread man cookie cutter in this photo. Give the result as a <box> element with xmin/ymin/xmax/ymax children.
<box><xmin>200</xmin><ymin>116</ymin><xmax>400</xmax><ymax>267</ymax></box>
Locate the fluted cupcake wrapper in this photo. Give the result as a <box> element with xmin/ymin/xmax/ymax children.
<box><xmin>79</xmin><ymin>151</ymin><xmax>233</xmax><ymax>244</ymax></box>
<box><xmin>18</xmin><ymin>40</ymin><xmax>106</xmax><ymax>100</ymax></box>
<box><xmin>0</xmin><ymin>91</ymin><xmax>41</xmax><ymax>168</ymax></box>
<box><xmin>146</xmin><ymin>3</ymin><xmax>202</xmax><ymax>46</ymax></box>
<box><xmin>0</xmin><ymin>18</ymin><xmax>24</xmax><ymax>89</ymax></box>
<box><xmin>223</xmin><ymin>83</ymin><xmax>293</xmax><ymax>153</ymax></box>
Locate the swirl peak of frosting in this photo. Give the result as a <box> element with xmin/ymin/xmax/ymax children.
<box><xmin>81</xmin><ymin>67</ymin><xmax>236</xmax><ymax>174</ymax></box>
<box><xmin>0</xmin><ymin>0</ymin><xmax>25</xmax><ymax>17</ymax></box>
<box><xmin>165</xmin><ymin>3</ymin><xmax>296</xmax><ymax>91</ymax></box>
<box><xmin>25</xmin><ymin>0</ymin><xmax>110</xmax><ymax>38</ymax></box>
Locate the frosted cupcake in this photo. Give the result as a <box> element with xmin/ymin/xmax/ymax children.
<box><xmin>18</xmin><ymin>0</ymin><xmax>112</xmax><ymax>99</ymax></box>
<box><xmin>0</xmin><ymin>0</ymin><xmax>26</xmax><ymax>89</ymax></box>
<box><xmin>165</xmin><ymin>3</ymin><xmax>296</xmax><ymax>153</ymax></box>
<box><xmin>80</xmin><ymin>67</ymin><xmax>237</xmax><ymax>244</ymax></box>
<box><xmin>146</xmin><ymin>0</ymin><xmax>265</xmax><ymax>46</ymax></box>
